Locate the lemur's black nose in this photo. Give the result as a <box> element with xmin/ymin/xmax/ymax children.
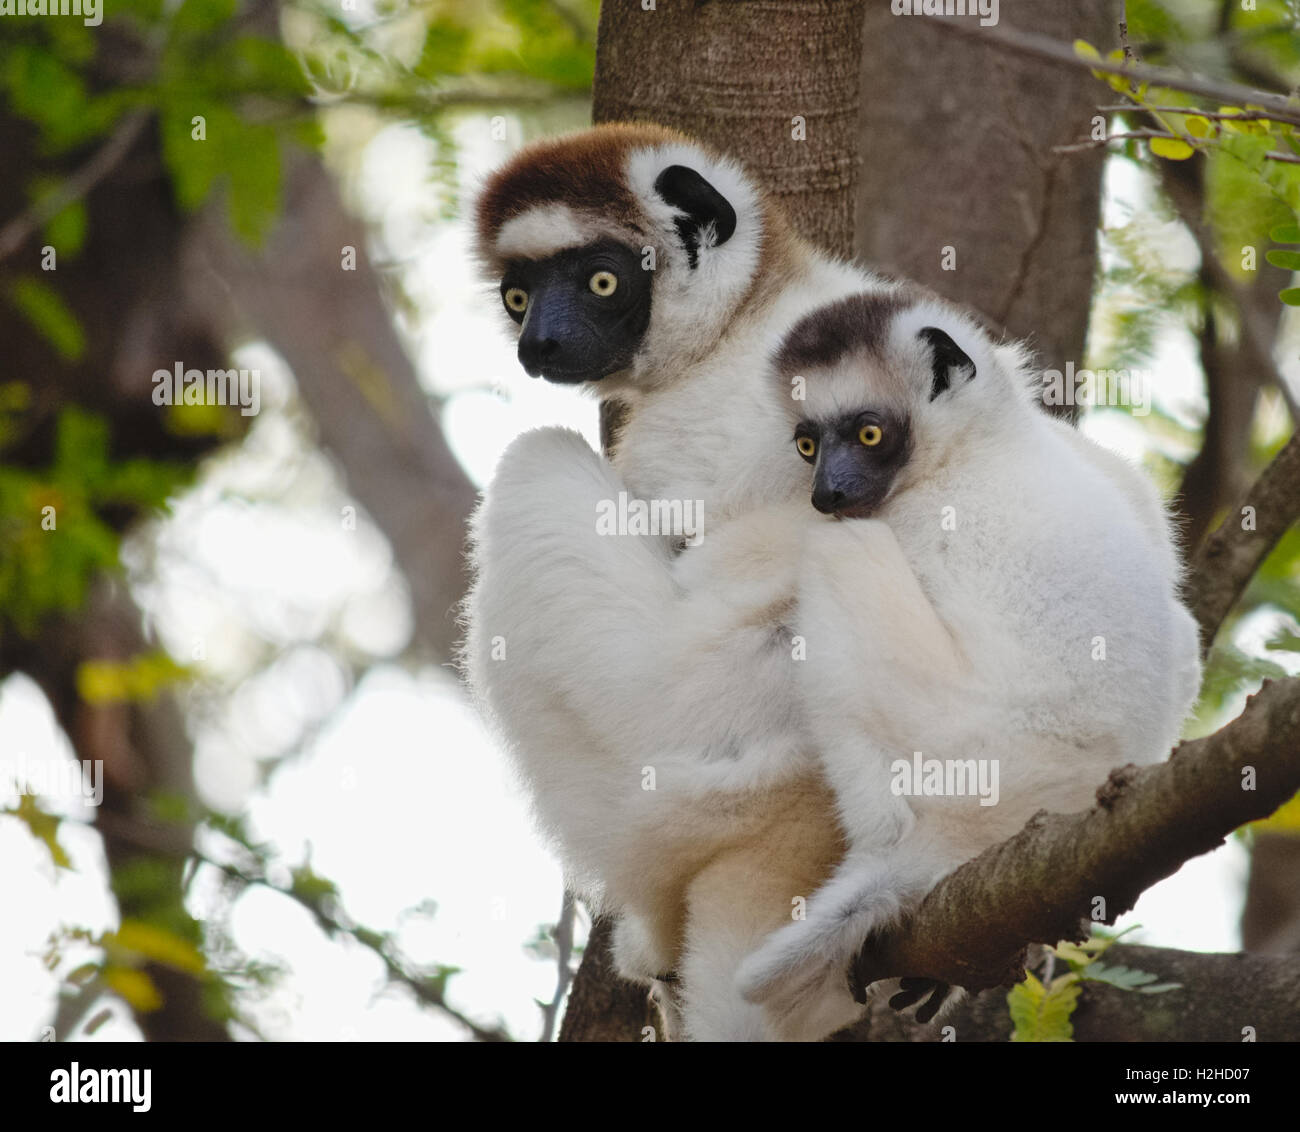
<box><xmin>811</xmin><ymin>487</ymin><xmax>845</xmax><ymax>515</ymax></box>
<box><xmin>518</xmin><ymin>335</ymin><xmax>559</xmax><ymax>375</ymax></box>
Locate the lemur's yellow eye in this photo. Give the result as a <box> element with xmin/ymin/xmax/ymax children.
<box><xmin>796</xmin><ymin>436</ymin><xmax>817</xmax><ymax>459</ymax></box>
<box><xmin>589</xmin><ymin>271</ymin><xmax>618</xmax><ymax>296</ymax></box>
<box><xmin>859</xmin><ymin>424</ymin><xmax>883</xmax><ymax>447</ymax></box>
<box><xmin>504</xmin><ymin>288</ymin><xmax>529</xmax><ymax>313</ymax></box>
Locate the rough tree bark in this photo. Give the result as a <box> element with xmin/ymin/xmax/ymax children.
<box><xmin>855</xmin><ymin>0</ymin><xmax>1118</xmax><ymax>382</ymax></box>
<box><xmin>593</xmin><ymin>0</ymin><xmax>869</xmax><ymax>253</ymax></box>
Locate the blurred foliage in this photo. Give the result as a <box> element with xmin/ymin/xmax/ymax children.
<box><xmin>0</xmin><ymin>407</ymin><xmax>191</xmax><ymax>636</ymax></box>
<box><xmin>77</xmin><ymin>651</ymin><xmax>194</xmax><ymax>704</ymax></box>
<box><xmin>1078</xmin><ymin>1</ymin><xmax>1300</xmax><ymax>307</ymax></box>
<box><xmin>1008</xmin><ymin>928</ymin><xmax>1180</xmax><ymax>1042</ymax></box>
<box><xmin>0</xmin><ymin>0</ymin><xmax>594</xmax><ymax>1039</ymax></box>
<box><xmin>1082</xmin><ymin>2</ymin><xmax>1300</xmax><ymax>789</ymax></box>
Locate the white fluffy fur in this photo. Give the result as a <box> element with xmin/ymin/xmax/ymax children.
<box><xmin>733</xmin><ymin>304</ymin><xmax>1203</xmax><ymax>1021</ymax></box>
<box><xmin>466</xmin><ymin>133</ymin><xmax>1202</xmax><ymax>1040</ymax></box>
<box><xmin>621</xmin><ymin>142</ymin><xmax>768</xmax><ymax>390</ymax></box>
<box><xmin>496</xmin><ymin>203</ymin><xmax>600</xmax><ymax>260</ymax></box>
<box><xmin>465</xmin><ymin>429</ymin><xmax>860</xmax><ymax>1040</ymax></box>
<box><xmin>469</xmin><ymin>136</ymin><xmax>901</xmax><ymax>1039</ymax></box>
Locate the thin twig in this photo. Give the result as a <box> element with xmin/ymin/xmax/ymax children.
<box><xmin>0</xmin><ymin>110</ymin><xmax>151</xmax><ymax>264</ymax></box>
<box><xmin>89</xmin><ymin>809</ymin><xmax>512</xmax><ymax>1042</ymax></box>
<box><xmin>931</xmin><ymin>19</ymin><xmax>1300</xmax><ymax>128</ymax></box>
<box><xmin>1098</xmin><ymin>105</ymin><xmax>1288</xmax><ymax>122</ymax></box>
<box><xmin>1055</xmin><ymin>129</ymin><xmax>1300</xmax><ymax>164</ymax></box>
<box><xmin>540</xmin><ymin>889</ymin><xmax>577</xmax><ymax>1042</ymax></box>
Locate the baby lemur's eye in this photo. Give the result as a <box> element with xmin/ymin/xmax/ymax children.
<box><xmin>858</xmin><ymin>424</ymin><xmax>883</xmax><ymax>447</ymax></box>
<box><xmin>503</xmin><ymin>287</ymin><xmax>529</xmax><ymax>313</ymax></box>
<box><xmin>796</xmin><ymin>436</ymin><xmax>817</xmax><ymax>460</ymax></box>
<box><xmin>589</xmin><ymin>271</ymin><xmax>618</xmax><ymax>296</ymax></box>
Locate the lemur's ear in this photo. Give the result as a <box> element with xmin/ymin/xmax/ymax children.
<box><xmin>918</xmin><ymin>327</ymin><xmax>976</xmax><ymax>401</ymax></box>
<box><xmin>653</xmin><ymin>165</ymin><xmax>737</xmax><ymax>269</ymax></box>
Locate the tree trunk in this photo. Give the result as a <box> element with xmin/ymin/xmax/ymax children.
<box><xmin>855</xmin><ymin>0</ymin><xmax>1117</xmax><ymax>381</ymax></box>
<box><xmin>593</xmin><ymin>0</ymin><xmax>868</xmax><ymax>254</ymax></box>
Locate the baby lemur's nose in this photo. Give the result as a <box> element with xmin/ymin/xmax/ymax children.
<box><xmin>811</xmin><ymin>487</ymin><xmax>845</xmax><ymax>515</ymax></box>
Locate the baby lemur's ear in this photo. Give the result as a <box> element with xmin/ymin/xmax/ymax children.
<box><xmin>653</xmin><ymin>165</ymin><xmax>738</xmax><ymax>268</ymax></box>
<box><xmin>918</xmin><ymin>326</ymin><xmax>976</xmax><ymax>401</ymax></box>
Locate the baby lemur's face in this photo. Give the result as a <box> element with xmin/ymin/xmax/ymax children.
<box><xmin>774</xmin><ymin>291</ymin><xmax>982</xmax><ymax>519</ymax></box>
<box><xmin>792</xmin><ymin>409</ymin><xmax>912</xmax><ymax>517</ymax></box>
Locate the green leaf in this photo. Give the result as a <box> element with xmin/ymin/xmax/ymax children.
<box><xmin>54</xmin><ymin>406</ymin><xmax>109</xmax><ymax>483</ymax></box>
<box><xmin>1270</xmin><ymin>223</ymin><xmax>1300</xmax><ymax>243</ymax></box>
<box><xmin>1221</xmin><ymin>132</ymin><xmax>1274</xmax><ymax>172</ymax></box>
<box><xmin>5</xmin><ymin>794</ymin><xmax>72</xmax><ymax>869</ymax></box>
<box><xmin>43</xmin><ymin>198</ymin><xmax>87</xmax><ymax>257</ymax></box>
<box><xmin>1008</xmin><ymin>972</ymin><xmax>1080</xmax><ymax>1042</ymax></box>
<box><xmin>224</xmin><ymin>122</ymin><xmax>282</xmax><ymax>245</ymax></box>
<box><xmin>1265</xmin><ymin>630</ymin><xmax>1300</xmax><ymax>653</ymax></box>
<box><xmin>1280</xmin><ymin>287</ymin><xmax>1300</xmax><ymax>305</ymax></box>
<box><xmin>415</xmin><ymin>19</ymin><xmax>474</xmax><ymax>78</ymax></box>
<box><xmin>159</xmin><ymin>101</ymin><xmax>229</xmax><ymax>212</ymax></box>
<box><xmin>1265</xmin><ymin>249</ymin><xmax>1300</xmax><ymax>270</ymax></box>
<box><xmin>7</xmin><ymin>277</ymin><xmax>85</xmax><ymax>361</ymax></box>
<box><xmin>1081</xmin><ymin>962</ymin><xmax>1161</xmax><ymax>990</ymax></box>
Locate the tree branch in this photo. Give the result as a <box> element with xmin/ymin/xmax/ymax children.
<box><xmin>1055</xmin><ymin>129</ymin><xmax>1300</xmax><ymax>163</ymax></box>
<box><xmin>92</xmin><ymin>809</ymin><xmax>512</xmax><ymax>1042</ymax></box>
<box><xmin>539</xmin><ymin>889</ymin><xmax>577</xmax><ymax>1043</ymax></box>
<box><xmin>847</xmin><ymin>943</ymin><xmax>1300</xmax><ymax>1041</ymax></box>
<box><xmin>1184</xmin><ymin>429</ymin><xmax>1300</xmax><ymax>653</ymax></box>
<box><xmin>851</xmin><ymin>677</ymin><xmax>1300</xmax><ymax>995</ymax></box>
<box><xmin>0</xmin><ymin>110</ymin><xmax>150</xmax><ymax>264</ymax></box>
<box><xmin>931</xmin><ymin>19</ymin><xmax>1300</xmax><ymax>128</ymax></box>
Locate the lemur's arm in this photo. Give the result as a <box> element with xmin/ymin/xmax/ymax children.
<box><xmin>466</xmin><ymin>427</ymin><xmax>806</xmax><ymax>777</ymax></box>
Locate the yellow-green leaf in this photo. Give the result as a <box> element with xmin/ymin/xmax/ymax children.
<box><xmin>1008</xmin><ymin>972</ymin><xmax>1081</xmax><ymax>1042</ymax></box>
<box><xmin>103</xmin><ymin>965</ymin><xmax>163</xmax><ymax>1012</ymax></box>
<box><xmin>7</xmin><ymin>277</ymin><xmax>85</xmax><ymax>361</ymax></box>
<box><xmin>106</xmin><ymin>920</ymin><xmax>206</xmax><ymax>975</ymax></box>
<box><xmin>1252</xmin><ymin>789</ymin><xmax>1300</xmax><ymax>834</ymax></box>
<box><xmin>5</xmin><ymin>794</ymin><xmax>72</xmax><ymax>869</ymax></box>
<box><xmin>1150</xmin><ymin>137</ymin><xmax>1195</xmax><ymax>160</ymax></box>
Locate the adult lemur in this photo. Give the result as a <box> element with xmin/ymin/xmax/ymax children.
<box><xmin>463</xmin><ymin>124</ymin><xmax>1202</xmax><ymax>1039</ymax></box>
<box><xmin>468</xmin><ymin>123</ymin><xmax>885</xmax><ymax>1040</ymax></box>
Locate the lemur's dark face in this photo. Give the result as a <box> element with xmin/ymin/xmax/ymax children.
<box><xmin>500</xmin><ymin>240</ymin><xmax>653</xmax><ymax>384</ymax></box>
<box><xmin>793</xmin><ymin>409</ymin><xmax>912</xmax><ymax>518</ymax></box>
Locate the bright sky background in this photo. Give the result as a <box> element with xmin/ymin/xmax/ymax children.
<box><xmin>0</xmin><ymin>109</ymin><xmax>1292</xmax><ymax>1042</ymax></box>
